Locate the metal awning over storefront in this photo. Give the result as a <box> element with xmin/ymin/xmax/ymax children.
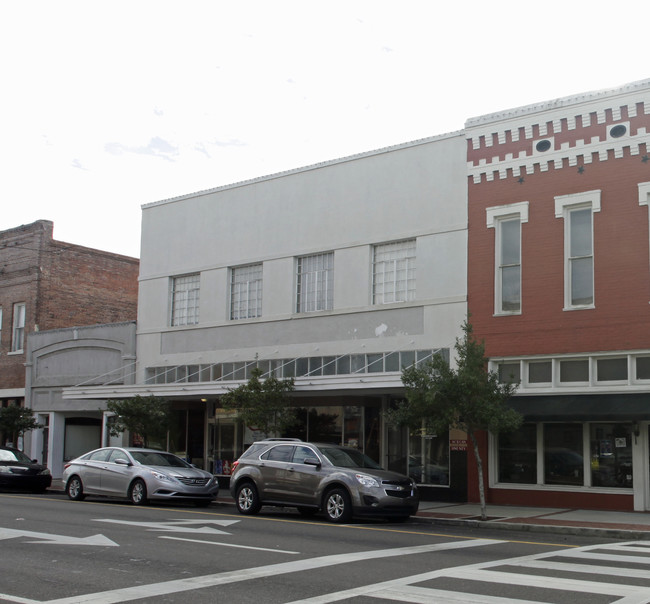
<box><xmin>510</xmin><ymin>393</ymin><xmax>650</xmax><ymax>422</ymax></box>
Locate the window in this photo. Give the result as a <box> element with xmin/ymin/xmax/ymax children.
<box><xmin>559</xmin><ymin>359</ymin><xmax>589</xmax><ymax>383</ymax></box>
<box><xmin>230</xmin><ymin>264</ymin><xmax>262</xmax><ymax>320</ymax></box>
<box><xmin>171</xmin><ymin>274</ymin><xmax>200</xmax><ymax>326</ymax></box>
<box><xmin>498</xmin><ymin>423</ymin><xmax>537</xmax><ymax>484</ymax></box>
<box><xmin>544</xmin><ymin>423</ymin><xmax>584</xmax><ymax>486</ymax></box>
<box><xmin>497</xmin><ymin>362</ymin><xmax>520</xmax><ymax>383</ymax></box>
<box><xmin>590</xmin><ymin>423</ymin><xmax>632</xmax><ymax>488</ymax></box>
<box><xmin>596</xmin><ymin>358</ymin><xmax>627</xmax><ymax>382</ymax></box>
<box><xmin>296</xmin><ymin>252</ymin><xmax>333</xmax><ymax>312</ymax></box>
<box><xmin>496</xmin><ymin>218</ymin><xmax>521</xmax><ymax>312</ymax></box>
<box><xmin>11</xmin><ymin>303</ymin><xmax>25</xmax><ymax>352</ymax></box>
<box><xmin>373</xmin><ymin>240</ymin><xmax>416</xmax><ymax>304</ymax></box>
<box><xmin>555</xmin><ymin>190</ymin><xmax>600</xmax><ymax>309</ymax></box>
<box><xmin>487</xmin><ymin>202</ymin><xmax>528</xmax><ymax>315</ymax></box>
<box><xmin>528</xmin><ymin>361</ymin><xmax>552</xmax><ymax>384</ymax></box>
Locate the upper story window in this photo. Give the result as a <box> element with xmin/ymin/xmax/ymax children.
<box><xmin>11</xmin><ymin>302</ymin><xmax>25</xmax><ymax>353</ymax></box>
<box><xmin>296</xmin><ymin>252</ymin><xmax>333</xmax><ymax>313</ymax></box>
<box><xmin>230</xmin><ymin>264</ymin><xmax>262</xmax><ymax>320</ymax></box>
<box><xmin>372</xmin><ymin>239</ymin><xmax>416</xmax><ymax>304</ymax></box>
<box><xmin>555</xmin><ymin>190</ymin><xmax>600</xmax><ymax>310</ymax></box>
<box><xmin>171</xmin><ymin>274</ymin><xmax>200</xmax><ymax>326</ymax></box>
<box><xmin>487</xmin><ymin>202</ymin><xmax>528</xmax><ymax>315</ymax></box>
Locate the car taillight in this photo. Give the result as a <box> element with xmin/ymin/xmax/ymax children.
<box><xmin>230</xmin><ymin>461</ymin><xmax>239</xmax><ymax>472</ymax></box>
<box><xmin>64</xmin><ymin>463</ymin><xmax>71</xmax><ymax>470</ymax></box>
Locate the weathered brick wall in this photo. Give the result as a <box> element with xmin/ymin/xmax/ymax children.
<box><xmin>38</xmin><ymin>242</ymin><xmax>139</xmax><ymax>330</ymax></box>
<box><xmin>0</xmin><ymin>220</ymin><xmax>139</xmax><ymax>392</ymax></box>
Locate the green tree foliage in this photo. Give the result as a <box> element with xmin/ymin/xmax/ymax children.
<box><xmin>220</xmin><ymin>367</ymin><xmax>295</xmax><ymax>437</ymax></box>
<box><xmin>387</xmin><ymin>319</ymin><xmax>521</xmax><ymax>520</ymax></box>
<box><xmin>0</xmin><ymin>405</ymin><xmax>42</xmax><ymax>446</ymax></box>
<box><xmin>106</xmin><ymin>395</ymin><xmax>172</xmax><ymax>448</ymax></box>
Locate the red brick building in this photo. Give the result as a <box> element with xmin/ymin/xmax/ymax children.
<box><xmin>0</xmin><ymin>220</ymin><xmax>139</xmax><ymax>415</ymax></box>
<box><xmin>466</xmin><ymin>79</ymin><xmax>650</xmax><ymax>511</ymax></box>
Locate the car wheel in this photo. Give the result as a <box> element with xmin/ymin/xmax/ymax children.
<box><xmin>297</xmin><ymin>506</ymin><xmax>318</xmax><ymax>517</ymax></box>
<box><xmin>235</xmin><ymin>481</ymin><xmax>261</xmax><ymax>515</ymax></box>
<box><xmin>66</xmin><ymin>476</ymin><xmax>85</xmax><ymax>501</ymax></box>
<box><xmin>129</xmin><ymin>479</ymin><xmax>148</xmax><ymax>506</ymax></box>
<box><xmin>324</xmin><ymin>487</ymin><xmax>352</xmax><ymax>523</ymax></box>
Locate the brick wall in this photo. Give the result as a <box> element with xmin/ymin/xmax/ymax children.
<box><xmin>0</xmin><ymin>220</ymin><xmax>139</xmax><ymax>392</ymax></box>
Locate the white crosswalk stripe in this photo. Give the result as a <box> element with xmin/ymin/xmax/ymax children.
<box><xmin>287</xmin><ymin>540</ymin><xmax>650</xmax><ymax>604</ymax></box>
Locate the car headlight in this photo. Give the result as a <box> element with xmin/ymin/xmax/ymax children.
<box><xmin>0</xmin><ymin>466</ymin><xmax>11</xmax><ymax>474</ymax></box>
<box><xmin>38</xmin><ymin>469</ymin><xmax>51</xmax><ymax>476</ymax></box>
<box><xmin>149</xmin><ymin>470</ymin><xmax>174</xmax><ymax>482</ymax></box>
<box><xmin>355</xmin><ymin>473</ymin><xmax>380</xmax><ymax>488</ymax></box>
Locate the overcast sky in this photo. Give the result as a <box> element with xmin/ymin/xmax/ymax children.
<box><xmin>1</xmin><ymin>0</ymin><xmax>647</xmax><ymax>258</ymax></box>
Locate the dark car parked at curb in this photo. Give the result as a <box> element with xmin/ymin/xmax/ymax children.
<box><xmin>229</xmin><ymin>439</ymin><xmax>419</xmax><ymax>523</ymax></box>
<box><xmin>0</xmin><ymin>446</ymin><xmax>52</xmax><ymax>493</ymax></box>
<box><xmin>62</xmin><ymin>447</ymin><xmax>219</xmax><ymax>506</ymax></box>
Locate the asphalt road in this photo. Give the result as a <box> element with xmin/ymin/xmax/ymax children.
<box><xmin>1</xmin><ymin>491</ymin><xmax>650</xmax><ymax>603</ymax></box>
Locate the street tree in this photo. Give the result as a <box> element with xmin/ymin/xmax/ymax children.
<box><xmin>220</xmin><ymin>367</ymin><xmax>295</xmax><ymax>437</ymax></box>
<box><xmin>106</xmin><ymin>395</ymin><xmax>173</xmax><ymax>448</ymax></box>
<box><xmin>386</xmin><ymin>319</ymin><xmax>521</xmax><ymax>520</ymax></box>
<box><xmin>0</xmin><ymin>405</ymin><xmax>42</xmax><ymax>448</ymax></box>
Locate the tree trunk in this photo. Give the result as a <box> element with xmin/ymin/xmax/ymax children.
<box><xmin>468</xmin><ymin>429</ymin><xmax>487</xmax><ymax>521</ymax></box>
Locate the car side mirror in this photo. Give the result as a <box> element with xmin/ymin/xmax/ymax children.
<box><xmin>304</xmin><ymin>457</ymin><xmax>321</xmax><ymax>468</ymax></box>
<box><xmin>115</xmin><ymin>458</ymin><xmax>132</xmax><ymax>466</ymax></box>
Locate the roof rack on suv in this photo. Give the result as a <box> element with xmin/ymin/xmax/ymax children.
<box><xmin>258</xmin><ymin>438</ymin><xmax>302</xmax><ymax>442</ymax></box>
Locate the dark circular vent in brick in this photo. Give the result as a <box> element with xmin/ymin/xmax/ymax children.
<box><xmin>610</xmin><ymin>124</ymin><xmax>627</xmax><ymax>138</ymax></box>
<box><xmin>535</xmin><ymin>139</ymin><xmax>552</xmax><ymax>152</ymax></box>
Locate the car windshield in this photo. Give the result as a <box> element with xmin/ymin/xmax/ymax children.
<box><xmin>319</xmin><ymin>447</ymin><xmax>383</xmax><ymax>469</ymax></box>
<box><xmin>130</xmin><ymin>451</ymin><xmax>191</xmax><ymax>468</ymax></box>
<box><xmin>0</xmin><ymin>449</ymin><xmax>31</xmax><ymax>463</ymax></box>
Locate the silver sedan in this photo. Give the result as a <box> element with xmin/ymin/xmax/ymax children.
<box><xmin>62</xmin><ymin>447</ymin><xmax>219</xmax><ymax>506</ymax></box>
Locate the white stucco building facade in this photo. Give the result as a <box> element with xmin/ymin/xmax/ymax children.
<box><xmin>66</xmin><ymin>131</ymin><xmax>469</xmax><ymax>499</ymax></box>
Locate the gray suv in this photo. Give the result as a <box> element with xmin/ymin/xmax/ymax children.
<box><xmin>229</xmin><ymin>439</ymin><xmax>419</xmax><ymax>523</ymax></box>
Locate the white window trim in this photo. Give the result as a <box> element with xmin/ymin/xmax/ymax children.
<box><xmin>487</xmin><ymin>202</ymin><xmax>528</xmax><ymax>316</ymax></box>
<box><xmin>639</xmin><ymin>182</ymin><xmax>650</xmax><ymax>286</ymax></box>
<box><xmin>555</xmin><ymin>190</ymin><xmax>600</xmax><ymax>311</ymax></box>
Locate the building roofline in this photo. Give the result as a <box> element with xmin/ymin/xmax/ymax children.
<box><xmin>465</xmin><ymin>78</ymin><xmax>650</xmax><ymax>129</ymax></box>
<box><xmin>141</xmin><ymin>130</ymin><xmax>465</xmax><ymax>210</ymax></box>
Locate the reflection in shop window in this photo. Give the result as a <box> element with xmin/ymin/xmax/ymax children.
<box><xmin>544</xmin><ymin>424</ymin><xmax>584</xmax><ymax>486</ymax></box>
<box><xmin>406</xmin><ymin>430</ymin><xmax>449</xmax><ymax>486</ymax></box>
<box><xmin>498</xmin><ymin>423</ymin><xmax>537</xmax><ymax>484</ymax></box>
<box><xmin>590</xmin><ymin>423</ymin><xmax>633</xmax><ymax>488</ymax></box>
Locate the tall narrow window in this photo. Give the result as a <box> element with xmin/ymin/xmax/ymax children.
<box><xmin>171</xmin><ymin>274</ymin><xmax>200</xmax><ymax>326</ymax></box>
<box><xmin>497</xmin><ymin>218</ymin><xmax>521</xmax><ymax>312</ymax></box>
<box><xmin>297</xmin><ymin>252</ymin><xmax>333</xmax><ymax>312</ymax></box>
<box><xmin>567</xmin><ymin>207</ymin><xmax>593</xmax><ymax>306</ymax></box>
<box><xmin>373</xmin><ymin>239</ymin><xmax>416</xmax><ymax>304</ymax></box>
<box><xmin>555</xmin><ymin>190</ymin><xmax>600</xmax><ymax>310</ymax></box>
<box><xmin>486</xmin><ymin>202</ymin><xmax>528</xmax><ymax>315</ymax></box>
<box><xmin>231</xmin><ymin>264</ymin><xmax>262</xmax><ymax>320</ymax></box>
<box><xmin>11</xmin><ymin>302</ymin><xmax>26</xmax><ymax>352</ymax></box>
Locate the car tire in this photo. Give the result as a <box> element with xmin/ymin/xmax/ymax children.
<box><xmin>235</xmin><ymin>481</ymin><xmax>261</xmax><ymax>515</ymax></box>
<box><xmin>324</xmin><ymin>487</ymin><xmax>352</xmax><ymax>523</ymax></box>
<box><xmin>66</xmin><ymin>476</ymin><xmax>85</xmax><ymax>501</ymax></box>
<box><xmin>129</xmin><ymin>479</ymin><xmax>148</xmax><ymax>506</ymax></box>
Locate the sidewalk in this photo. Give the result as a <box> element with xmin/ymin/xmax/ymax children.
<box><xmin>412</xmin><ymin>499</ymin><xmax>650</xmax><ymax>540</ymax></box>
<box><xmin>213</xmin><ymin>494</ymin><xmax>650</xmax><ymax>540</ymax></box>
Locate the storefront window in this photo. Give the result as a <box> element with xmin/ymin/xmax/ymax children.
<box><xmin>498</xmin><ymin>423</ymin><xmax>537</xmax><ymax>484</ymax></box>
<box><xmin>408</xmin><ymin>431</ymin><xmax>449</xmax><ymax>485</ymax></box>
<box><xmin>544</xmin><ymin>423</ymin><xmax>584</xmax><ymax>485</ymax></box>
<box><xmin>590</xmin><ymin>423</ymin><xmax>633</xmax><ymax>488</ymax></box>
